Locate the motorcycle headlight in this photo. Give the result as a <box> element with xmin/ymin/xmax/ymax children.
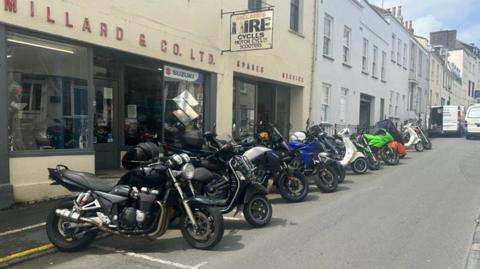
<box><xmin>181</xmin><ymin>163</ymin><xmax>195</xmax><ymax>179</ymax></box>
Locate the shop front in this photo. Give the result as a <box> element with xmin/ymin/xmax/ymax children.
<box><xmin>233</xmin><ymin>75</ymin><xmax>292</xmax><ymax>137</ymax></box>
<box><xmin>0</xmin><ymin>26</ymin><xmax>217</xmax><ymax>205</ymax></box>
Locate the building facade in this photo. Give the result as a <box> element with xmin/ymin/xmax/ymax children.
<box><xmin>311</xmin><ymin>0</ymin><xmax>428</xmax><ymax>131</ymax></box>
<box><xmin>0</xmin><ymin>0</ymin><xmax>315</xmax><ymax>207</ymax></box>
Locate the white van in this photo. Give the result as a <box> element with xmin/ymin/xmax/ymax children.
<box><xmin>465</xmin><ymin>104</ymin><xmax>480</xmax><ymax>139</ymax></box>
<box><xmin>429</xmin><ymin>105</ymin><xmax>465</xmax><ymax>137</ymax></box>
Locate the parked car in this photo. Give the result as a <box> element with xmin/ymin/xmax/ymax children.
<box><xmin>429</xmin><ymin>105</ymin><xmax>465</xmax><ymax>137</ymax></box>
<box><xmin>465</xmin><ymin>104</ymin><xmax>480</xmax><ymax>139</ymax></box>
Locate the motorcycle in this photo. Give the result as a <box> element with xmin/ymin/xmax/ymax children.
<box><xmin>352</xmin><ymin>134</ymin><xmax>382</xmax><ymax>170</ymax></box>
<box><xmin>336</xmin><ymin>128</ymin><xmax>368</xmax><ymax>174</ymax></box>
<box><xmin>403</xmin><ymin>123</ymin><xmax>424</xmax><ymax>152</ymax></box>
<box><xmin>46</xmin><ymin>153</ymin><xmax>224</xmax><ymax>251</ymax></box>
<box><xmin>362</xmin><ymin>129</ymin><xmax>400</xmax><ymax>165</ymax></box>
<box><xmin>186</xmin><ymin>139</ymin><xmax>274</xmax><ymax>227</ymax></box>
<box><xmin>413</xmin><ymin>121</ymin><xmax>432</xmax><ymax>150</ymax></box>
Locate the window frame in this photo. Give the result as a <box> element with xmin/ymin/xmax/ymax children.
<box><xmin>372</xmin><ymin>45</ymin><xmax>378</xmax><ymax>78</ymax></box>
<box><xmin>320</xmin><ymin>83</ymin><xmax>331</xmax><ymax>123</ymax></box>
<box><xmin>362</xmin><ymin>38</ymin><xmax>369</xmax><ymax>73</ymax></box>
<box><xmin>381</xmin><ymin>51</ymin><xmax>386</xmax><ymax>81</ymax></box>
<box><xmin>6</xmin><ymin>30</ymin><xmax>94</xmax><ymax>155</ymax></box>
<box><xmin>343</xmin><ymin>26</ymin><xmax>351</xmax><ymax>64</ymax></box>
<box><xmin>323</xmin><ymin>13</ymin><xmax>334</xmax><ymax>57</ymax></box>
<box><xmin>290</xmin><ymin>0</ymin><xmax>301</xmax><ymax>33</ymax></box>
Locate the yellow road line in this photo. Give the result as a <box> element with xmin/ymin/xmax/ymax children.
<box><xmin>0</xmin><ymin>243</ymin><xmax>54</xmax><ymax>264</ymax></box>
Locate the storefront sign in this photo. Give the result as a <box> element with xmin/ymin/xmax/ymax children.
<box><xmin>164</xmin><ymin>65</ymin><xmax>201</xmax><ymax>82</ymax></box>
<box><xmin>230</xmin><ymin>9</ymin><xmax>273</xmax><ymax>52</ymax></box>
<box><xmin>2</xmin><ymin>0</ymin><xmax>217</xmax><ymax>66</ymax></box>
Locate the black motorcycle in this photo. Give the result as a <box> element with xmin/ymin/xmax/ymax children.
<box><xmin>46</xmin><ymin>153</ymin><xmax>224</xmax><ymax>251</ymax></box>
<box><xmin>188</xmin><ymin>140</ymin><xmax>273</xmax><ymax>227</ymax></box>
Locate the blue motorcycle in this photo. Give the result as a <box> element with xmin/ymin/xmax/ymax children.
<box><xmin>287</xmin><ymin>137</ymin><xmax>339</xmax><ymax>193</ymax></box>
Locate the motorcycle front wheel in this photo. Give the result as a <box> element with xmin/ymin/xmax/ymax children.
<box><xmin>181</xmin><ymin>205</ymin><xmax>224</xmax><ymax>250</ymax></box>
<box><xmin>414</xmin><ymin>142</ymin><xmax>424</xmax><ymax>152</ymax></box>
<box><xmin>277</xmin><ymin>170</ymin><xmax>309</xmax><ymax>203</ymax></box>
<box><xmin>423</xmin><ymin>139</ymin><xmax>432</xmax><ymax>150</ymax></box>
<box><xmin>46</xmin><ymin>199</ymin><xmax>97</xmax><ymax>252</ymax></box>
<box><xmin>243</xmin><ymin>195</ymin><xmax>272</xmax><ymax>227</ymax></box>
<box><xmin>315</xmin><ymin>166</ymin><xmax>339</xmax><ymax>193</ymax></box>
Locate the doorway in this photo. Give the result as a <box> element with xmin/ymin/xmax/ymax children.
<box><xmin>94</xmin><ymin>79</ymin><xmax>119</xmax><ymax>170</ymax></box>
<box><xmin>359</xmin><ymin>93</ymin><xmax>373</xmax><ymax>133</ymax></box>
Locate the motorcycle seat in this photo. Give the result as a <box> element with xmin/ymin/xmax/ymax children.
<box><xmin>61</xmin><ymin>170</ymin><xmax>118</xmax><ymax>192</ymax></box>
<box><xmin>192</xmin><ymin>167</ymin><xmax>213</xmax><ymax>183</ymax></box>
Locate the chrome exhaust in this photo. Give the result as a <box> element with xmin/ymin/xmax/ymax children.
<box><xmin>147</xmin><ymin>201</ymin><xmax>168</xmax><ymax>238</ymax></box>
<box><xmin>55</xmin><ymin>209</ymin><xmax>120</xmax><ymax>235</ymax></box>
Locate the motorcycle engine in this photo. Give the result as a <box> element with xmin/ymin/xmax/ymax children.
<box><xmin>119</xmin><ymin>187</ymin><xmax>159</xmax><ymax>230</ymax></box>
<box><xmin>205</xmin><ymin>174</ymin><xmax>230</xmax><ymax>200</ymax></box>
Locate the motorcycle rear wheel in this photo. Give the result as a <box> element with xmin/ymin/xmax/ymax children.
<box><xmin>382</xmin><ymin>147</ymin><xmax>399</xmax><ymax>165</ymax></box>
<box><xmin>315</xmin><ymin>166</ymin><xmax>339</xmax><ymax>193</ymax></box>
<box><xmin>181</xmin><ymin>205</ymin><xmax>224</xmax><ymax>250</ymax></box>
<box><xmin>46</xmin><ymin>199</ymin><xmax>97</xmax><ymax>252</ymax></box>
<box><xmin>351</xmin><ymin>157</ymin><xmax>368</xmax><ymax>174</ymax></box>
<box><xmin>277</xmin><ymin>171</ymin><xmax>309</xmax><ymax>203</ymax></box>
<box><xmin>423</xmin><ymin>140</ymin><xmax>432</xmax><ymax>150</ymax></box>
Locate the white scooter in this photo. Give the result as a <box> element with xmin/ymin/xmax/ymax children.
<box><xmin>338</xmin><ymin>128</ymin><xmax>368</xmax><ymax>174</ymax></box>
<box><xmin>403</xmin><ymin>123</ymin><xmax>424</xmax><ymax>152</ymax></box>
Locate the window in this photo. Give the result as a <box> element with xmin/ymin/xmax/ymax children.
<box><xmin>248</xmin><ymin>0</ymin><xmax>263</xmax><ymax>10</ymax></box>
<box><xmin>395</xmin><ymin>93</ymin><xmax>400</xmax><ymax>117</ymax></box>
<box><xmin>372</xmin><ymin>45</ymin><xmax>378</xmax><ymax>77</ymax></box>
<box><xmin>410</xmin><ymin>43</ymin><xmax>416</xmax><ymax>73</ymax></box>
<box><xmin>391</xmin><ymin>34</ymin><xmax>396</xmax><ymax>61</ymax></box>
<box><xmin>340</xmin><ymin>88</ymin><xmax>348</xmax><ymax>123</ymax></box>
<box><xmin>362</xmin><ymin>38</ymin><xmax>369</xmax><ymax>73</ymax></box>
<box><xmin>7</xmin><ymin>33</ymin><xmax>89</xmax><ymax>151</ymax></box>
<box><xmin>397</xmin><ymin>38</ymin><xmax>401</xmax><ymax>63</ymax></box>
<box><xmin>290</xmin><ymin>0</ymin><xmax>300</xmax><ymax>32</ymax></box>
<box><xmin>323</xmin><ymin>14</ymin><xmax>333</xmax><ymax>57</ymax></box>
<box><xmin>389</xmin><ymin>91</ymin><xmax>393</xmax><ymax>116</ymax></box>
<box><xmin>343</xmin><ymin>26</ymin><xmax>351</xmax><ymax>64</ymax></box>
<box><xmin>403</xmin><ymin>43</ymin><xmax>407</xmax><ymax>67</ymax></box>
<box><xmin>418</xmin><ymin>51</ymin><xmax>423</xmax><ymax>78</ymax></box>
<box><xmin>320</xmin><ymin>83</ymin><xmax>331</xmax><ymax>122</ymax></box>
<box><xmin>381</xmin><ymin>51</ymin><xmax>386</xmax><ymax>81</ymax></box>
<box><xmin>436</xmin><ymin>63</ymin><xmax>440</xmax><ymax>85</ymax></box>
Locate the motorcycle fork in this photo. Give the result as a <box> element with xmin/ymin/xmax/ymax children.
<box><xmin>168</xmin><ymin>169</ymin><xmax>198</xmax><ymax>228</ymax></box>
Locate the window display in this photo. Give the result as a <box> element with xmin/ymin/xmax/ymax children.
<box><xmin>6</xmin><ymin>33</ymin><xmax>90</xmax><ymax>151</ymax></box>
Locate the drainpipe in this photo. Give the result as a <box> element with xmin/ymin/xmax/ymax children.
<box><xmin>308</xmin><ymin>0</ymin><xmax>319</xmax><ymax>130</ymax></box>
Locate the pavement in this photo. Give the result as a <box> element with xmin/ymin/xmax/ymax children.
<box><xmin>1</xmin><ymin>137</ymin><xmax>480</xmax><ymax>269</ymax></box>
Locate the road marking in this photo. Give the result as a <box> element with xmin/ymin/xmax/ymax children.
<box><xmin>94</xmin><ymin>245</ymin><xmax>207</xmax><ymax>269</ymax></box>
<box><xmin>0</xmin><ymin>222</ymin><xmax>46</xmax><ymax>237</ymax></box>
<box><xmin>0</xmin><ymin>243</ymin><xmax>54</xmax><ymax>264</ymax></box>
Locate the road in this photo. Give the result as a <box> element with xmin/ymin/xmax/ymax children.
<box><xmin>7</xmin><ymin>138</ymin><xmax>480</xmax><ymax>269</ymax></box>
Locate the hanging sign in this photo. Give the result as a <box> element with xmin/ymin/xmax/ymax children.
<box><xmin>230</xmin><ymin>9</ymin><xmax>274</xmax><ymax>52</ymax></box>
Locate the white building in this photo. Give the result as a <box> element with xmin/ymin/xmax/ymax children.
<box><xmin>311</xmin><ymin>0</ymin><xmax>428</xmax><ymax>131</ymax></box>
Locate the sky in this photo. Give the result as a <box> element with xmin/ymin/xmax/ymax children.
<box><xmin>370</xmin><ymin>0</ymin><xmax>480</xmax><ymax>46</ymax></box>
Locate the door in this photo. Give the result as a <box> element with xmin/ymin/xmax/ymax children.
<box><xmin>233</xmin><ymin>79</ymin><xmax>256</xmax><ymax>137</ymax></box>
<box><xmin>359</xmin><ymin>101</ymin><xmax>371</xmax><ymax>133</ymax></box>
<box><xmin>94</xmin><ymin>79</ymin><xmax>119</xmax><ymax>170</ymax></box>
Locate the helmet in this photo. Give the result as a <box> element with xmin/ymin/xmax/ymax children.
<box><xmin>290</xmin><ymin>131</ymin><xmax>306</xmax><ymax>142</ymax></box>
<box><xmin>258</xmin><ymin>131</ymin><xmax>269</xmax><ymax>141</ymax></box>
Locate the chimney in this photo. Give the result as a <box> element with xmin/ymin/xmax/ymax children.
<box><xmin>397</xmin><ymin>6</ymin><xmax>402</xmax><ymax>17</ymax></box>
<box><xmin>392</xmin><ymin>7</ymin><xmax>397</xmax><ymax>17</ymax></box>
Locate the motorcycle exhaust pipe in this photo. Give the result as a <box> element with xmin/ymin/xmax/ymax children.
<box><xmin>55</xmin><ymin>209</ymin><xmax>121</xmax><ymax>236</ymax></box>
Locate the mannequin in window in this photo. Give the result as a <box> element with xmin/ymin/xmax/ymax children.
<box><xmin>8</xmin><ymin>81</ymin><xmax>26</xmax><ymax>151</ymax></box>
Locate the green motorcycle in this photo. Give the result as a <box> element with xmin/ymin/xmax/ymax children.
<box><xmin>363</xmin><ymin>130</ymin><xmax>399</xmax><ymax>165</ymax></box>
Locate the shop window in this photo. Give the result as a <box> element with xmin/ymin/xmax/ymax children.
<box><xmin>6</xmin><ymin>33</ymin><xmax>89</xmax><ymax>151</ymax></box>
<box><xmin>164</xmin><ymin>66</ymin><xmax>205</xmax><ymax>142</ymax></box>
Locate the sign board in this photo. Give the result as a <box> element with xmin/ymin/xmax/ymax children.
<box><xmin>230</xmin><ymin>9</ymin><xmax>274</xmax><ymax>52</ymax></box>
<box><xmin>164</xmin><ymin>65</ymin><xmax>201</xmax><ymax>83</ymax></box>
